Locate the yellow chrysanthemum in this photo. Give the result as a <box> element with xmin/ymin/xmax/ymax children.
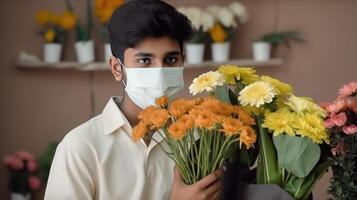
<box><xmin>238</xmin><ymin>81</ymin><xmax>277</xmax><ymax>108</ymax></box>
<box><xmin>217</xmin><ymin>65</ymin><xmax>259</xmax><ymax>85</ymax></box>
<box><xmin>262</xmin><ymin>108</ymin><xmax>296</xmax><ymax>136</ymax></box>
<box><xmin>209</xmin><ymin>22</ymin><xmax>227</xmax><ymax>43</ymax></box>
<box><xmin>189</xmin><ymin>71</ymin><xmax>225</xmax><ymax>95</ymax></box>
<box><xmin>45</xmin><ymin>29</ymin><xmax>56</xmax><ymax>43</ymax></box>
<box><xmin>292</xmin><ymin>113</ymin><xmax>329</xmax><ymax>144</ymax></box>
<box><xmin>261</xmin><ymin>76</ymin><xmax>293</xmax><ymax>95</ymax></box>
<box><xmin>35</xmin><ymin>10</ymin><xmax>51</xmax><ymax>26</ymax></box>
<box><xmin>285</xmin><ymin>95</ymin><xmax>326</xmax><ymax>117</ymax></box>
<box><xmin>58</xmin><ymin>11</ymin><xmax>76</xmax><ymax>30</ymax></box>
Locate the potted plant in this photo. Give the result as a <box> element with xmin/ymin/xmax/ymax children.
<box><xmin>35</xmin><ymin>10</ymin><xmax>76</xmax><ymax>63</ymax></box>
<box><xmin>207</xmin><ymin>2</ymin><xmax>248</xmax><ymax>62</ymax></box>
<box><xmin>38</xmin><ymin>142</ymin><xmax>58</xmax><ymax>182</ymax></box>
<box><xmin>177</xmin><ymin>7</ymin><xmax>214</xmax><ymax>65</ymax></box>
<box><xmin>3</xmin><ymin>151</ymin><xmax>41</xmax><ymax>200</ymax></box>
<box><xmin>95</xmin><ymin>0</ymin><xmax>124</xmax><ymax>62</ymax></box>
<box><xmin>320</xmin><ymin>82</ymin><xmax>357</xmax><ymax>200</ymax></box>
<box><xmin>66</xmin><ymin>0</ymin><xmax>95</xmax><ymax>63</ymax></box>
<box><xmin>253</xmin><ymin>31</ymin><xmax>304</xmax><ymax>61</ymax></box>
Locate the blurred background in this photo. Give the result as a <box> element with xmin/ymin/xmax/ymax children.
<box><xmin>0</xmin><ymin>0</ymin><xmax>356</xmax><ymax>199</ymax></box>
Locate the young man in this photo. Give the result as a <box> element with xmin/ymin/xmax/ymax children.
<box><xmin>45</xmin><ymin>0</ymin><xmax>223</xmax><ymax>199</ymax></box>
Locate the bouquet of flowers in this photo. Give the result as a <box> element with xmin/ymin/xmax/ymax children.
<box><xmin>320</xmin><ymin>82</ymin><xmax>357</xmax><ymax>200</ymax></box>
<box><xmin>95</xmin><ymin>0</ymin><xmax>124</xmax><ymax>43</ymax></box>
<box><xmin>189</xmin><ymin>65</ymin><xmax>332</xmax><ymax>199</ymax></box>
<box><xmin>132</xmin><ymin>95</ymin><xmax>257</xmax><ymax>184</ymax></box>
<box><xmin>35</xmin><ymin>10</ymin><xmax>76</xmax><ymax>43</ymax></box>
<box><xmin>206</xmin><ymin>2</ymin><xmax>249</xmax><ymax>43</ymax></box>
<box><xmin>3</xmin><ymin>151</ymin><xmax>41</xmax><ymax>197</ymax></box>
<box><xmin>177</xmin><ymin>7</ymin><xmax>214</xmax><ymax>44</ymax></box>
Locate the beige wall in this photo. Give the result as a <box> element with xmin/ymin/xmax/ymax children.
<box><xmin>0</xmin><ymin>0</ymin><xmax>356</xmax><ymax>199</ymax></box>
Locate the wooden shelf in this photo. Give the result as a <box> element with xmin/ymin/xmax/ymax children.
<box><xmin>16</xmin><ymin>58</ymin><xmax>283</xmax><ymax>71</ymax></box>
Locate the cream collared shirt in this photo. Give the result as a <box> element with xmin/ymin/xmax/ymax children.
<box><xmin>45</xmin><ymin>97</ymin><xmax>175</xmax><ymax>200</ymax></box>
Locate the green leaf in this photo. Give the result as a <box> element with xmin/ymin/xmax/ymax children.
<box><xmin>284</xmin><ymin>159</ymin><xmax>332</xmax><ymax>200</ymax></box>
<box><xmin>215</xmin><ymin>85</ymin><xmax>231</xmax><ymax>104</ymax></box>
<box><xmin>256</xmin><ymin>114</ymin><xmax>282</xmax><ymax>185</ymax></box>
<box><xmin>273</xmin><ymin>135</ymin><xmax>321</xmax><ymax>178</ymax></box>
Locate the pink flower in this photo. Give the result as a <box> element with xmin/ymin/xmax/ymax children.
<box><xmin>343</xmin><ymin>125</ymin><xmax>357</xmax><ymax>135</ymax></box>
<box><xmin>326</xmin><ymin>99</ymin><xmax>348</xmax><ymax>113</ymax></box>
<box><xmin>346</xmin><ymin>98</ymin><xmax>357</xmax><ymax>113</ymax></box>
<box><xmin>319</xmin><ymin>102</ymin><xmax>333</xmax><ymax>110</ymax></box>
<box><xmin>338</xmin><ymin>81</ymin><xmax>357</xmax><ymax>99</ymax></box>
<box><xmin>28</xmin><ymin>176</ymin><xmax>41</xmax><ymax>191</ymax></box>
<box><xmin>15</xmin><ymin>151</ymin><xmax>35</xmax><ymax>161</ymax></box>
<box><xmin>324</xmin><ymin>118</ymin><xmax>335</xmax><ymax>128</ymax></box>
<box><xmin>4</xmin><ymin>155</ymin><xmax>24</xmax><ymax>170</ymax></box>
<box><xmin>330</xmin><ymin>112</ymin><xmax>347</xmax><ymax>127</ymax></box>
<box><xmin>27</xmin><ymin>160</ymin><xmax>37</xmax><ymax>173</ymax></box>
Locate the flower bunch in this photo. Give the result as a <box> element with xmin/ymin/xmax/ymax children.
<box><xmin>3</xmin><ymin>151</ymin><xmax>41</xmax><ymax>195</ymax></box>
<box><xmin>206</xmin><ymin>2</ymin><xmax>249</xmax><ymax>43</ymax></box>
<box><xmin>190</xmin><ymin>65</ymin><xmax>331</xmax><ymax>200</ymax></box>
<box><xmin>132</xmin><ymin>96</ymin><xmax>256</xmax><ymax>184</ymax></box>
<box><xmin>321</xmin><ymin>81</ymin><xmax>357</xmax><ymax>200</ymax></box>
<box><xmin>35</xmin><ymin>10</ymin><xmax>76</xmax><ymax>43</ymax></box>
<box><xmin>177</xmin><ymin>7</ymin><xmax>215</xmax><ymax>44</ymax></box>
<box><xmin>95</xmin><ymin>0</ymin><xmax>124</xmax><ymax>42</ymax></box>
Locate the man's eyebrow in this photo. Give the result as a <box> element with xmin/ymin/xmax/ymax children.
<box><xmin>165</xmin><ymin>50</ymin><xmax>181</xmax><ymax>56</ymax></box>
<box><xmin>134</xmin><ymin>52</ymin><xmax>154</xmax><ymax>57</ymax></box>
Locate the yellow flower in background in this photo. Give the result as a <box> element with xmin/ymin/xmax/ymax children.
<box><xmin>285</xmin><ymin>95</ymin><xmax>326</xmax><ymax>117</ymax></box>
<box><xmin>239</xmin><ymin>126</ymin><xmax>257</xmax><ymax>149</ymax></box>
<box><xmin>238</xmin><ymin>81</ymin><xmax>277</xmax><ymax>108</ymax></box>
<box><xmin>45</xmin><ymin>29</ymin><xmax>55</xmax><ymax>43</ymax></box>
<box><xmin>95</xmin><ymin>0</ymin><xmax>124</xmax><ymax>24</ymax></box>
<box><xmin>209</xmin><ymin>22</ymin><xmax>227</xmax><ymax>43</ymax></box>
<box><xmin>217</xmin><ymin>65</ymin><xmax>241</xmax><ymax>84</ymax></box>
<box><xmin>261</xmin><ymin>75</ymin><xmax>293</xmax><ymax>95</ymax></box>
<box><xmin>189</xmin><ymin>71</ymin><xmax>225</xmax><ymax>95</ymax></box>
<box><xmin>236</xmin><ymin>67</ymin><xmax>260</xmax><ymax>85</ymax></box>
<box><xmin>293</xmin><ymin>113</ymin><xmax>329</xmax><ymax>144</ymax></box>
<box><xmin>58</xmin><ymin>11</ymin><xmax>76</xmax><ymax>30</ymax></box>
<box><xmin>35</xmin><ymin>10</ymin><xmax>51</xmax><ymax>26</ymax></box>
<box><xmin>262</xmin><ymin>108</ymin><xmax>296</xmax><ymax>136</ymax></box>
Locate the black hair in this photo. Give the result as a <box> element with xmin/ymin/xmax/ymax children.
<box><xmin>108</xmin><ymin>0</ymin><xmax>193</xmax><ymax>62</ymax></box>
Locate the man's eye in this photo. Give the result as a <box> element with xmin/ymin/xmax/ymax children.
<box><xmin>165</xmin><ymin>57</ymin><xmax>177</xmax><ymax>64</ymax></box>
<box><xmin>138</xmin><ymin>58</ymin><xmax>151</xmax><ymax>64</ymax></box>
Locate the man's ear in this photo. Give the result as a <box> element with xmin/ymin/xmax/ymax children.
<box><xmin>109</xmin><ymin>56</ymin><xmax>123</xmax><ymax>81</ymax></box>
<box><xmin>181</xmin><ymin>53</ymin><xmax>186</xmax><ymax>66</ymax></box>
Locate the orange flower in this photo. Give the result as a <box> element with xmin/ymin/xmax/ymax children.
<box><xmin>168</xmin><ymin>122</ymin><xmax>187</xmax><ymax>140</ymax></box>
<box><xmin>155</xmin><ymin>96</ymin><xmax>168</xmax><ymax>108</ymax></box>
<box><xmin>177</xmin><ymin>114</ymin><xmax>194</xmax><ymax>130</ymax></box>
<box><xmin>169</xmin><ymin>99</ymin><xmax>195</xmax><ymax>119</ymax></box>
<box><xmin>233</xmin><ymin>106</ymin><xmax>256</xmax><ymax>125</ymax></box>
<box><xmin>221</xmin><ymin>117</ymin><xmax>243</xmax><ymax>136</ymax></box>
<box><xmin>239</xmin><ymin>126</ymin><xmax>257</xmax><ymax>149</ymax></box>
<box><xmin>138</xmin><ymin>106</ymin><xmax>156</xmax><ymax>122</ymax></box>
<box><xmin>138</xmin><ymin>106</ymin><xmax>169</xmax><ymax>129</ymax></box>
<box><xmin>194</xmin><ymin>110</ymin><xmax>222</xmax><ymax>130</ymax></box>
<box><xmin>132</xmin><ymin>121</ymin><xmax>147</xmax><ymax>142</ymax></box>
<box><xmin>200</xmin><ymin>99</ymin><xmax>235</xmax><ymax>117</ymax></box>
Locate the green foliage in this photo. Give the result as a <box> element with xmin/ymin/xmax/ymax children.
<box><xmin>259</xmin><ymin>31</ymin><xmax>304</xmax><ymax>48</ymax></box>
<box><xmin>38</xmin><ymin>142</ymin><xmax>58</xmax><ymax>181</ymax></box>
<box><xmin>66</xmin><ymin>0</ymin><xmax>93</xmax><ymax>41</ymax></box>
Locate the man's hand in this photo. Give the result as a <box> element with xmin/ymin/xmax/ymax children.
<box><xmin>170</xmin><ymin>167</ymin><xmax>224</xmax><ymax>200</ymax></box>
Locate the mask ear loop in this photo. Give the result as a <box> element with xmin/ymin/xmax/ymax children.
<box><xmin>117</xmin><ymin>58</ymin><xmax>127</xmax><ymax>102</ymax></box>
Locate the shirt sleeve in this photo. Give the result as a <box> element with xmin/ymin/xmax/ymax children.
<box><xmin>44</xmin><ymin>133</ymin><xmax>96</xmax><ymax>200</ymax></box>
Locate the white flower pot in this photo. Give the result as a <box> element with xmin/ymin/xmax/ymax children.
<box><xmin>211</xmin><ymin>42</ymin><xmax>231</xmax><ymax>62</ymax></box>
<box><xmin>252</xmin><ymin>41</ymin><xmax>271</xmax><ymax>61</ymax></box>
<box><xmin>185</xmin><ymin>43</ymin><xmax>205</xmax><ymax>64</ymax></box>
<box><xmin>43</xmin><ymin>43</ymin><xmax>62</xmax><ymax>63</ymax></box>
<box><xmin>11</xmin><ymin>193</ymin><xmax>31</xmax><ymax>200</ymax></box>
<box><xmin>104</xmin><ymin>43</ymin><xmax>112</xmax><ymax>62</ymax></box>
<box><xmin>75</xmin><ymin>40</ymin><xmax>95</xmax><ymax>63</ymax></box>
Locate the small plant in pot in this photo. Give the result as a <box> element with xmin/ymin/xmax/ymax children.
<box><xmin>252</xmin><ymin>31</ymin><xmax>304</xmax><ymax>61</ymax></box>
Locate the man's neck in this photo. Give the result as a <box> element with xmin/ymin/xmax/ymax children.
<box><xmin>119</xmin><ymin>96</ymin><xmax>141</xmax><ymax>127</ymax></box>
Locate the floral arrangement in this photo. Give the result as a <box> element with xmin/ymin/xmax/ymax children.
<box><xmin>320</xmin><ymin>82</ymin><xmax>357</xmax><ymax>200</ymax></box>
<box><xmin>66</xmin><ymin>0</ymin><xmax>93</xmax><ymax>42</ymax></box>
<box><xmin>132</xmin><ymin>95</ymin><xmax>257</xmax><ymax>184</ymax></box>
<box><xmin>35</xmin><ymin>10</ymin><xmax>76</xmax><ymax>43</ymax></box>
<box><xmin>206</xmin><ymin>2</ymin><xmax>249</xmax><ymax>43</ymax></box>
<box><xmin>177</xmin><ymin>7</ymin><xmax>214</xmax><ymax>44</ymax></box>
<box><xmin>3</xmin><ymin>151</ymin><xmax>41</xmax><ymax>196</ymax></box>
<box><xmin>189</xmin><ymin>65</ymin><xmax>331</xmax><ymax>200</ymax></box>
<box><xmin>95</xmin><ymin>0</ymin><xmax>124</xmax><ymax>43</ymax></box>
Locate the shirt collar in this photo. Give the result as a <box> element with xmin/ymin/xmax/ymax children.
<box><xmin>102</xmin><ymin>96</ymin><xmax>132</xmax><ymax>135</ymax></box>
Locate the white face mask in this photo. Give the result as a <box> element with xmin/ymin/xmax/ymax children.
<box><xmin>118</xmin><ymin>59</ymin><xmax>184</xmax><ymax>109</ymax></box>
